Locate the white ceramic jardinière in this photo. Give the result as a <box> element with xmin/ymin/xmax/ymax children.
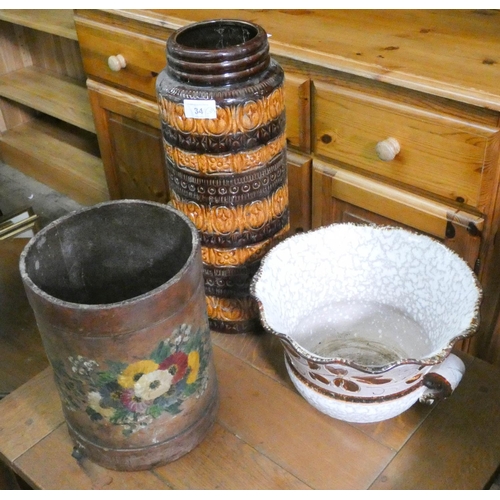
<box><xmin>250</xmin><ymin>224</ymin><xmax>482</xmax><ymax>423</ymax></box>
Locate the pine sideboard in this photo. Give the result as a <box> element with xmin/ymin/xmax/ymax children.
<box><xmin>73</xmin><ymin>9</ymin><xmax>500</xmax><ymax>365</ymax></box>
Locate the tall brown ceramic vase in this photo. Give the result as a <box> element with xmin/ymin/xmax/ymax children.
<box><xmin>156</xmin><ymin>19</ymin><xmax>289</xmax><ymax>334</ymax></box>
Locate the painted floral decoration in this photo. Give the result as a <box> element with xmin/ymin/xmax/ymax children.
<box><xmin>52</xmin><ymin>324</ymin><xmax>211</xmax><ymax>436</ymax></box>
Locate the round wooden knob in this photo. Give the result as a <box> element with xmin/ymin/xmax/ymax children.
<box><xmin>107</xmin><ymin>54</ymin><xmax>126</xmax><ymax>72</ymax></box>
<box><xmin>375</xmin><ymin>137</ymin><xmax>400</xmax><ymax>161</ymax></box>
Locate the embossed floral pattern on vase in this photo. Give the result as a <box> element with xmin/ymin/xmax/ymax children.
<box><xmin>157</xmin><ymin>19</ymin><xmax>289</xmax><ymax>334</ymax></box>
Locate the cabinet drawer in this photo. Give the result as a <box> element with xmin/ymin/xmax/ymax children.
<box><xmin>75</xmin><ymin>20</ymin><xmax>168</xmax><ymax>99</ymax></box>
<box><xmin>313</xmin><ymin>81</ymin><xmax>500</xmax><ymax>212</ymax></box>
<box><xmin>76</xmin><ymin>19</ymin><xmax>307</xmax><ymax>149</ymax></box>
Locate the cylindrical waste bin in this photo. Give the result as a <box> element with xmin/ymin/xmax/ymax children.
<box><xmin>19</xmin><ymin>200</ymin><xmax>218</xmax><ymax>471</ymax></box>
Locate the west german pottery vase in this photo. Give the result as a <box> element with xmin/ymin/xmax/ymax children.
<box><xmin>156</xmin><ymin>19</ymin><xmax>289</xmax><ymax>334</ymax></box>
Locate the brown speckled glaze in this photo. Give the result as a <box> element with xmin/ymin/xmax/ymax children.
<box><xmin>157</xmin><ymin>19</ymin><xmax>289</xmax><ymax>334</ymax></box>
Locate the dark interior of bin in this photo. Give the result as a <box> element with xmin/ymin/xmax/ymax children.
<box><xmin>24</xmin><ymin>203</ymin><xmax>193</xmax><ymax>305</ymax></box>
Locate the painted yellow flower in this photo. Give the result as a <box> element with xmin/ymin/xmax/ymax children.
<box><xmin>187</xmin><ymin>351</ymin><xmax>200</xmax><ymax>384</ymax></box>
<box><xmin>118</xmin><ymin>360</ymin><xmax>159</xmax><ymax>389</ymax></box>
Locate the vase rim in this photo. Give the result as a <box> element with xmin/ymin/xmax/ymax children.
<box><xmin>165</xmin><ymin>18</ymin><xmax>271</xmax><ymax>85</ymax></box>
<box><xmin>169</xmin><ymin>18</ymin><xmax>266</xmax><ymax>55</ymax></box>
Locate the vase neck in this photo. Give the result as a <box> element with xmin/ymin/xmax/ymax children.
<box><xmin>166</xmin><ymin>19</ymin><xmax>270</xmax><ymax>86</ymax></box>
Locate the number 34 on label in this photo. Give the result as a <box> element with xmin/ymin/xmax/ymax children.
<box><xmin>183</xmin><ymin>99</ymin><xmax>217</xmax><ymax>119</ymax></box>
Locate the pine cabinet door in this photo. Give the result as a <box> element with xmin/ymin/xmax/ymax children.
<box><xmin>88</xmin><ymin>81</ymin><xmax>169</xmax><ymax>203</ymax></box>
<box><xmin>312</xmin><ymin>163</ymin><xmax>483</xmax><ymax>272</ymax></box>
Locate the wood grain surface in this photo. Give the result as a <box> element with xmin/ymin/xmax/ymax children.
<box><xmin>1</xmin><ymin>329</ymin><xmax>498</xmax><ymax>489</ymax></box>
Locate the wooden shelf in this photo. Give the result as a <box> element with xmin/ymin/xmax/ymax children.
<box><xmin>0</xmin><ymin>9</ymin><xmax>109</xmax><ymax>207</ymax></box>
<box><xmin>0</xmin><ymin>116</ymin><xmax>108</xmax><ymax>206</ymax></box>
<box><xmin>0</xmin><ymin>9</ymin><xmax>77</xmax><ymax>40</ymax></box>
<box><xmin>0</xmin><ymin>67</ymin><xmax>95</xmax><ymax>133</ymax></box>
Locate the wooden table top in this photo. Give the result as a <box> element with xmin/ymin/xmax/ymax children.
<box><xmin>1</xmin><ymin>235</ymin><xmax>499</xmax><ymax>489</ymax></box>
<box><xmin>1</xmin><ymin>326</ymin><xmax>500</xmax><ymax>489</ymax></box>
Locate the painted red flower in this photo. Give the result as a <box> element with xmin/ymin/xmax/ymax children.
<box><xmin>120</xmin><ymin>389</ymin><xmax>150</xmax><ymax>413</ymax></box>
<box><xmin>159</xmin><ymin>351</ymin><xmax>188</xmax><ymax>384</ymax></box>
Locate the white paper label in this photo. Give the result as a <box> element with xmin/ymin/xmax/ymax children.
<box><xmin>183</xmin><ymin>99</ymin><xmax>217</xmax><ymax>119</ymax></box>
